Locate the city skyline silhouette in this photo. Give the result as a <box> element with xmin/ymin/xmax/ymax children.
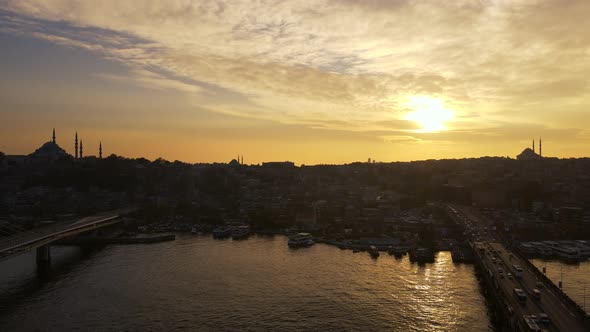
<box><xmin>2</xmin><ymin>1</ymin><xmax>590</xmax><ymax>163</ymax></box>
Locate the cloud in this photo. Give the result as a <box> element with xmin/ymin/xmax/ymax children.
<box><xmin>96</xmin><ymin>69</ymin><xmax>202</xmax><ymax>93</ymax></box>
<box><xmin>1</xmin><ymin>0</ymin><xmax>590</xmax><ymax>140</ymax></box>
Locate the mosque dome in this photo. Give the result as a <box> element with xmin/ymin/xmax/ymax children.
<box><xmin>516</xmin><ymin>147</ymin><xmax>541</xmax><ymax>160</ymax></box>
<box><xmin>28</xmin><ymin>129</ymin><xmax>71</xmax><ymax>162</ymax></box>
<box><xmin>31</xmin><ymin>141</ymin><xmax>68</xmax><ymax>158</ymax></box>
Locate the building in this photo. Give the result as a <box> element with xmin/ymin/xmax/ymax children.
<box><xmin>517</xmin><ymin>138</ymin><xmax>543</xmax><ymax>160</ymax></box>
<box><xmin>28</xmin><ymin>128</ymin><xmax>70</xmax><ymax>162</ymax></box>
<box><xmin>262</xmin><ymin>161</ymin><xmax>295</xmax><ymax>168</ymax></box>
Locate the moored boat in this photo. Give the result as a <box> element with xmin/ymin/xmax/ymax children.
<box><xmin>409</xmin><ymin>248</ymin><xmax>435</xmax><ymax>263</ymax></box>
<box><xmin>212</xmin><ymin>226</ymin><xmax>231</xmax><ymax>239</ymax></box>
<box><xmin>288</xmin><ymin>233</ymin><xmax>314</xmax><ymax>248</ymax></box>
<box><xmin>231</xmin><ymin>225</ymin><xmax>250</xmax><ymax>240</ymax></box>
<box><xmin>388</xmin><ymin>247</ymin><xmax>407</xmax><ymax>257</ymax></box>
<box><xmin>368</xmin><ymin>245</ymin><xmax>380</xmax><ymax>258</ymax></box>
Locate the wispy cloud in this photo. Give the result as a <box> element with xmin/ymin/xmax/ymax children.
<box><xmin>95</xmin><ymin>69</ymin><xmax>202</xmax><ymax>93</ymax></box>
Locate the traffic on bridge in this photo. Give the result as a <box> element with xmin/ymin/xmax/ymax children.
<box><xmin>448</xmin><ymin>205</ymin><xmax>588</xmax><ymax>332</ymax></box>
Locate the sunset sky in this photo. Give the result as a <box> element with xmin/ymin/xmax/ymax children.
<box><xmin>1</xmin><ymin>0</ymin><xmax>589</xmax><ymax>164</ymax></box>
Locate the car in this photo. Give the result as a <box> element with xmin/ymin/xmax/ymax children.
<box><xmin>538</xmin><ymin>313</ymin><xmax>550</xmax><ymax>324</ymax></box>
<box><xmin>507</xmin><ymin>273</ymin><xmax>513</xmax><ymax>279</ymax></box>
<box><xmin>536</xmin><ymin>281</ymin><xmax>544</xmax><ymax>289</ymax></box>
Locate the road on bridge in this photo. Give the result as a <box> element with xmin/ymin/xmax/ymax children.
<box><xmin>0</xmin><ymin>208</ymin><xmax>135</xmax><ymax>262</ymax></box>
<box><xmin>450</xmin><ymin>205</ymin><xmax>587</xmax><ymax>332</ymax></box>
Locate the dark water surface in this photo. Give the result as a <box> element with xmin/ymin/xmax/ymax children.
<box><xmin>0</xmin><ymin>234</ymin><xmax>493</xmax><ymax>331</ymax></box>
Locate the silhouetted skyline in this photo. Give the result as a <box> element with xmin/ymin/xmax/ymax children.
<box><xmin>2</xmin><ymin>1</ymin><xmax>590</xmax><ymax>163</ymax></box>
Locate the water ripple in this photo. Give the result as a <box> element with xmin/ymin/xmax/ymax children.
<box><xmin>0</xmin><ymin>234</ymin><xmax>493</xmax><ymax>331</ymax></box>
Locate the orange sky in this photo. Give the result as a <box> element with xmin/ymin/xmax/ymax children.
<box><xmin>1</xmin><ymin>1</ymin><xmax>590</xmax><ymax>164</ymax></box>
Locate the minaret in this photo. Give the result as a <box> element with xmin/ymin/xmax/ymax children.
<box><xmin>52</xmin><ymin>128</ymin><xmax>56</xmax><ymax>144</ymax></box>
<box><xmin>74</xmin><ymin>131</ymin><xmax>78</xmax><ymax>159</ymax></box>
<box><xmin>79</xmin><ymin>140</ymin><xmax>83</xmax><ymax>159</ymax></box>
<box><xmin>99</xmin><ymin>141</ymin><xmax>102</xmax><ymax>159</ymax></box>
<box><xmin>539</xmin><ymin>137</ymin><xmax>542</xmax><ymax>157</ymax></box>
<box><xmin>532</xmin><ymin>139</ymin><xmax>535</xmax><ymax>153</ymax></box>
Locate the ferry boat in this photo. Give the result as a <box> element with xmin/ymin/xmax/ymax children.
<box><xmin>368</xmin><ymin>245</ymin><xmax>380</xmax><ymax>258</ymax></box>
<box><xmin>212</xmin><ymin>226</ymin><xmax>231</xmax><ymax>239</ymax></box>
<box><xmin>288</xmin><ymin>233</ymin><xmax>314</xmax><ymax>248</ymax></box>
<box><xmin>552</xmin><ymin>246</ymin><xmax>580</xmax><ymax>262</ymax></box>
<box><xmin>535</xmin><ymin>244</ymin><xmax>553</xmax><ymax>257</ymax></box>
<box><xmin>519</xmin><ymin>242</ymin><xmax>536</xmax><ymax>255</ymax></box>
<box><xmin>578</xmin><ymin>246</ymin><xmax>590</xmax><ymax>258</ymax></box>
<box><xmin>231</xmin><ymin>225</ymin><xmax>250</xmax><ymax>240</ymax></box>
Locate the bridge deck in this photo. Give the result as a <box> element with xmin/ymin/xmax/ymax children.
<box><xmin>449</xmin><ymin>205</ymin><xmax>588</xmax><ymax>332</ymax></box>
<box><xmin>0</xmin><ymin>208</ymin><xmax>134</xmax><ymax>262</ymax></box>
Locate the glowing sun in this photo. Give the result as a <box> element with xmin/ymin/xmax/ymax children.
<box><xmin>404</xmin><ymin>95</ymin><xmax>454</xmax><ymax>132</ymax></box>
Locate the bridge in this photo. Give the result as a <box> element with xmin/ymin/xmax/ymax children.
<box><xmin>448</xmin><ymin>205</ymin><xmax>589</xmax><ymax>332</ymax></box>
<box><xmin>0</xmin><ymin>208</ymin><xmax>136</xmax><ymax>269</ymax></box>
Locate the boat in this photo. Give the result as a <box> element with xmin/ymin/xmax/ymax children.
<box><xmin>388</xmin><ymin>247</ymin><xmax>406</xmax><ymax>258</ymax></box>
<box><xmin>552</xmin><ymin>246</ymin><xmax>581</xmax><ymax>262</ymax></box>
<box><xmin>409</xmin><ymin>248</ymin><xmax>435</xmax><ymax>263</ymax></box>
<box><xmin>231</xmin><ymin>225</ymin><xmax>250</xmax><ymax>240</ymax></box>
<box><xmin>191</xmin><ymin>226</ymin><xmax>199</xmax><ymax>234</ymax></box>
<box><xmin>353</xmin><ymin>249</ymin><xmax>360</xmax><ymax>253</ymax></box>
<box><xmin>212</xmin><ymin>226</ymin><xmax>231</xmax><ymax>239</ymax></box>
<box><xmin>368</xmin><ymin>245</ymin><xmax>380</xmax><ymax>258</ymax></box>
<box><xmin>288</xmin><ymin>233</ymin><xmax>314</xmax><ymax>248</ymax></box>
